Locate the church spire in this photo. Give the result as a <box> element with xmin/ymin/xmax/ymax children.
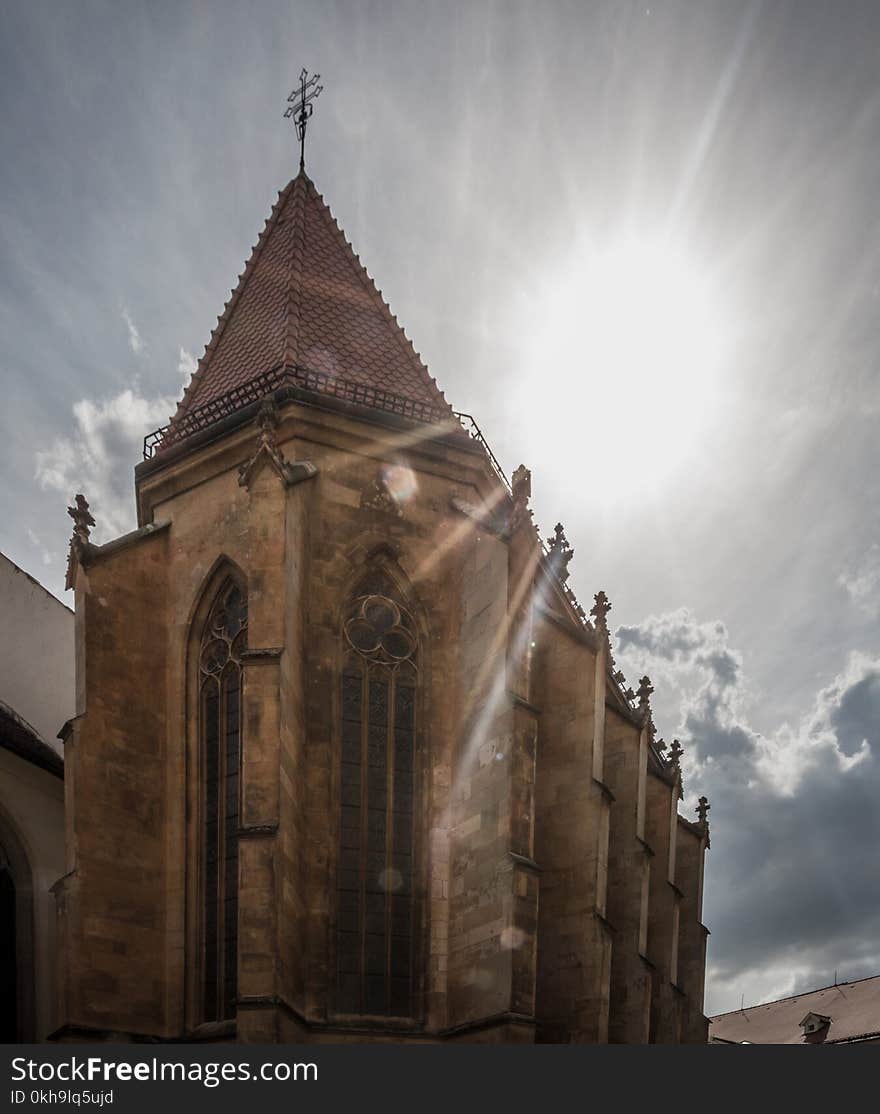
<box><xmin>162</xmin><ymin>168</ymin><xmax>453</xmax><ymax>452</ymax></box>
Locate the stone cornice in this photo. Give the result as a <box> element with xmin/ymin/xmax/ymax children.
<box><xmin>82</xmin><ymin>520</ymin><xmax>171</xmax><ymax>568</ymax></box>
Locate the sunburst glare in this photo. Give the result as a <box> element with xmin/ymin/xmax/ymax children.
<box><xmin>518</xmin><ymin>235</ymin><xmax>728</xmax><ymax>497</ymax></box>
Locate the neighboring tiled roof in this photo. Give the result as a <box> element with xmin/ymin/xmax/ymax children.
<box><xmin>710</xmin><ymin>975</ymin><xmax>880</xmax><ymax>1044</ymax></box>
<box><xmin>170</xmin><ymin>171</ymin><xmax>451</xmax><ymax>434</ymax></box>
<box><xmin>0</xmin><ymin>701</ymin><xmax>63</xmax><ymax>779</ymax></box>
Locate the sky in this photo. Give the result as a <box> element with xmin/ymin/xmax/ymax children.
<box><xmin>1</xmin><ymin>0</ymin><xmax>879</xmax><ymax>1017</ymax></box>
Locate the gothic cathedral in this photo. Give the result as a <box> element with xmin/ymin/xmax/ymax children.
<box><xmin>56</xmin><ymin>167</ymin><xmax>710</xmax><ymax>1044</ymax></box>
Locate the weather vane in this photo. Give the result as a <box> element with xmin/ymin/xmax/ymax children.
<box><xmin>284</xmin><ymin>68</ymin><xmax>323</xmax><ymax>171</ymax></box>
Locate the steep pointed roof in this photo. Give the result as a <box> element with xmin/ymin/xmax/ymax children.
<box><xmin>167</xmin><ymin>171</ymin><xmax>452</xmax><ymax>443</ymax></box>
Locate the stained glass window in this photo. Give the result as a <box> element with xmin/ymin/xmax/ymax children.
<box><xmin>336</xmin><ymin>589</ymin><xmax>417</xmax><ymax>1017</ymax></box>
<box><xmin>199</xmin><ymin>581</ymin><xmax>246</xmax><ymax>1022</ymax></box>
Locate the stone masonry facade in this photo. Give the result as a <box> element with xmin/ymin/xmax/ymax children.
<box><xmin>54</xmin><ymin>170</ymin><xmax>710</xmax><ymax>1044</ymax></box>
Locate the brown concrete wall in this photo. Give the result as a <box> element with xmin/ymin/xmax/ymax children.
<box><xmin>270</xmin><ymin>411</ymin><xmax>509</xmax><ymax>1036</ymax></box>
<box><xmin>59</xmin><ymin>397</ymin><xmax>711</xmax><ymax>1044</ymax></box>
<box><xmin>276</xmin><ymin>462</ymin><xmax>311</xmax><ymax>1022</ymax></box>
<box><xmin>644</xmin><ymin>769</ymin><xmax>681</xmax><ymax>1043</ymax></box>
<box><xmin>236</xmin><ymin>464</ymin><xmax>286</xmax><ymax>1042</ymax></box>
<box><xmin>533</xmin><ymin>612</ymin><xmax>611</xmax><ymax>1043</ymax></box>
<box><xmin>59</xmin><ymin>530</ymin><xmax>170</xmax><ymax>1037</ymax></box>
<box><xmin>676</xmin><ymin>818</ymin><xmax>709</xmax><ymax>1043</ymax></box>
<box><xmin>604</xmin><ymin>708</ymin><xmax>652</xmax><ymax>1042</ymax></box>
<box><xmin>447</xmin><ymin>521</ymin><xmax>516</xmax><ymax>1027</ymax></box>
<box><xmin>158</xmin><ymin>439</ymin><xmax>275</xmax><ymax>1035</ymax></box>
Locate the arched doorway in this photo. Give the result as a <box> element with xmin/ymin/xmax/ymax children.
<box><xmin>0</xmin><ymin>861</ymin><xmax>16</xmax><ymax>1040</ymax></box>
<box><xmin>0</xmin><ymin>815</ymin><xmax>35</xmax><ymax>1042</ymax></box>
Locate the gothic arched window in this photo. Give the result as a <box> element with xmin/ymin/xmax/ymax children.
<box><xmin>336</xmin><ymin>585</ymin><xmax>418</xmax><ymax>1017</ymax></box>
<box><xmin>0</xmin><ymin>848</ymin><xmax>18</xmax><ymax>1041</ymax></box>
<box><xmin>0</xmin><ymin>809</ymin><xmax>35</xmax><ymax>1043</ymax></box>
<box><xmin>198</xmin><ymin>580</ymin><xmax>247</xmax><ymax>1022</ymax></box>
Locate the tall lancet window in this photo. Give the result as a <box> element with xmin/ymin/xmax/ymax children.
<box><xmin>199</xmin><ymin>581</ymin><xmax>247</xmax><ymax>1022</ymax></box>
<box><xmin>337</xmin><ymin>584</ymin><xmax>418</xmax><ymax>1017</ymax></box>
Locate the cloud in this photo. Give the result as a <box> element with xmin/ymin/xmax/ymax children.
<box><xmin>616</xmin><ymin>608</ymin><xmax>743</xmax><ymax>696</ymax></box>
<box><xmin>35</xmin><ymin>386</ymin><xmax>176</xmax><ymax>541</ymax></box>
<box><xmin>26</xmin><ymin>527</ymin><xmax>55</xmax><ymax>567</ymax></box>
<box><xmin>177</xmin><ymin>347</ymin><xmax>197</xmax><ymax>382</ymax></box>
<box><xmin>614</xmin><ymin>608</ymin><xmax>880</xmax><ymax>1014</ymax></box>
<box><xmin>121</xmin><ymin>306</ymin><xmax>144</xmax><ymax>355</ymax></box>
<box><xmin>838</xmin><ymin>543</ymin><xmax>880</xmax><ymax>617</ymax></box>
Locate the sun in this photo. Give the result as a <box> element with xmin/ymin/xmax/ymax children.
<box><xmin>519</xmin><ymin>236</ymin><xmax>727</xmax><ymax>497</ymax></box>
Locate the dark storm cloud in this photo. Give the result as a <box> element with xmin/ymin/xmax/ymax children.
<box><xmin>617</xmin><ymin>611</ymin><xmax>741</xmax><ymax>688</ymax></box>
<box><xmin>616</xmin><ymin>611</ymin><xmax>880</xmax><ymax>1011</ymax></box>
<box><xmin>830</xmin><ymin>672</ymin><xmax>880</xmax><ymax>758</ymax></box>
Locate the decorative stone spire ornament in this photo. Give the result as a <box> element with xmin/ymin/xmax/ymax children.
<box><xmin>257</xmin><ymin>395</ymin><xmax>279</xmax><ymax>439</ymax></box>
<box><xmin>696</xmin><ymin>796</ymin><xmax>710</xmax><ymax>825</ymax></box>
<box><xmin>546</xmin><ymin>522</ymin><xmax>574</xmax><ymax>583</ymax></box>
<box><xmin>637</xmin><ymin>675</ymin><xmax>654</xmax><ymax>719</ymax></box>
<box><xmin>511</xmin><ymin>463</ymin><xmax>531</xmax><ymax>504</ymax></box>
<box><xmin>508</xmin><ymin>464</ymin><xmax>532</xmax><ymax>532</ymax></box>
<box><xmin>68</xmin><ymin>493</ymin><xmax>95</xmax><ymax>542</ymax></box>
<box><xmin>590</xmin><ymin>589</ymin><xmax>611</xmax><ymax>635</ymax></box>
<box><xmin>669</xmin><ymin>739</ymin><xmax>683</xmax><ymax>771</ymax></box>
<box><xmin>238</xmin><ymin>395</ymin><xmax>317</xmax><ymax>489</ymax></box>
<box><xmin>65</xmin><ymin>493</ymin><xmax>95</xmax><ymax>590</ymax></box>
<box><xmin>239</xmin><ymin>396</ymin><xmax>282</xmax><ymax>485</ymax></box>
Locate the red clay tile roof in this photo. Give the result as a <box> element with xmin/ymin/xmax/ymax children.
<box><xmin>170</xmin><ymin>171</ymin><xmax>451</xmax><ymax>432</ymax></box>
<box><xmin>709</xmin><ymin>974</ymin><xmax>880</xmax><ymax>1044</ymax></box>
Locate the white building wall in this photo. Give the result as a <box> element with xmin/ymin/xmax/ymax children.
<box><xmin>0</xmin><ymin>749</ymin><xmax>65</xmax><ymax>1039</ymax></box>
<box><xmin>0</xmin><ymin>552</ymin><xmax>75</xmax><ymax>749</ymax></box>
<box><xmin>0</xmin><ymin>551</ymin><xmax>73</xmax><ymax>1039</ymax></box>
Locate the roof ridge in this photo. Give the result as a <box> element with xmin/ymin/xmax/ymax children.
<box><xmin>283</xmin><ymin>174</ymin><xmax>308</xmax><ymax>368</ymax></box>
<box><xmin>304</xmin><ymin>178</ymin><xmax>451</xmax><ymax>412</ymax></box>
<box><xmin>0</xmin><ymin>700</ymin><xmax>64</xmax><ymax>778</ymax></box>
<box><xmin>0</xmin><ymin>697</ymin><xmax>51</xmax><ymax>747</ymax></box>
<box><xmin>176</xmin><ymin>178</ymin><xmax>297</xmax><ymax>419</ymax></box>
<box><xmin>712</xmin><ymin>972</ymin><xmax>880</xmax><ymax>1017</ymax></box>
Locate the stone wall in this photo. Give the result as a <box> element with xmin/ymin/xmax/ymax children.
<box><xmin>604</xmin><ymin>708</ymin><xmax>652</xmax><ymax>1042</ymax></box>
<box><xmin>57</xmin><ymin>396</ymin><xmax>710</xmax><ymax>1043</ymax></box>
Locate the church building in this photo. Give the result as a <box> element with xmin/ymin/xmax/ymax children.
<box><xmin>55</xmin><ymin>153</ymin><xmax>711</xmax><ymax>1043</ymax></box>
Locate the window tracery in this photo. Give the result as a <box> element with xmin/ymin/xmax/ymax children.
<box><xmin>199</xmin><ymin>580</ymin><xmax>247</xmax><ymax>1023</ymax></box>
<box><xmin>336</xmin><ymin>584</ymin><xmax>417</xmax><ymax>1018</ymax></box>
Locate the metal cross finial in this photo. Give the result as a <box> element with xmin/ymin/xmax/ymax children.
<box><xmin>284</xmin><ymin>68</ymin><xmax>323</xmax><ymax>172</ymax></box>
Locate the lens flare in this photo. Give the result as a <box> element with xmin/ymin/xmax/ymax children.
<box><xmin>382</xmin><ymin>462</ymin><xmax>417</xmax><ymax>506</ymax></box>
<box><xmin>516</xmin><ymin>235</ymin><xmax>728</xmax><ymax>498</ymax></box>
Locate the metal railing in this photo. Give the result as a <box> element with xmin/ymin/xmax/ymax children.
<box><xmin>143</xmin><ymin>364</ymin><xmax>454</xmax><ymax>459</ymax></box>
<box><xmin>452</xmin><ymin>412</ymin><xmax>511</xmax><ymax>493</ymax></box>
